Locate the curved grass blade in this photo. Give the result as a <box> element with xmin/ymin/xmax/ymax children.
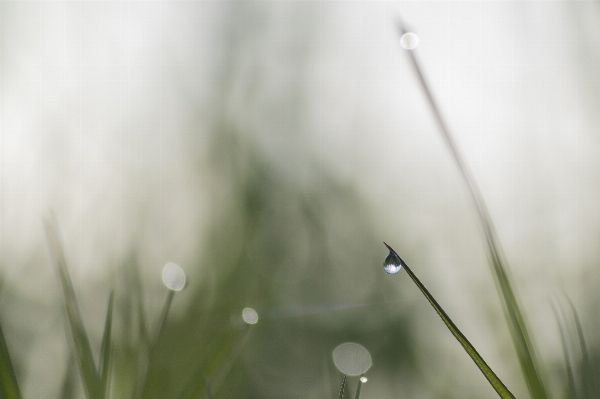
<box><xmin>384</xmin><ymin>242</ymin><xmax>516</xmax><ymax>399</ymax></box>
<box><xmin>0</xmin><ymin>321</ymin><xmax>22</xmax><ymax>399</ymax></box>
<box><xmin>44</xmin><ymin>218</ymin><xmax>102</xmax><ymax>399</ymax></box>
<box><xmin>396</xmin><ymin>17</ymin><xmax>548</xmax><ymax>399</ymax></box>
<box><xmin>337</xmin><ymin>374</ymin><xmax>347</xmax><ymax>399</ymax></box>
<box><xmin>99</xmin><ymin>291</ymin><xmax>115</xmax><ymax>397</ymax></box>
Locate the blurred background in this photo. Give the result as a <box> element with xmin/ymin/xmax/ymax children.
<box><xmin>2</xmin><ymin>1</ymin><xmax>600</xmax><ymax>398</ymax></box>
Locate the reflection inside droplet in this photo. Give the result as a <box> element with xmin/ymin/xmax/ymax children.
<box><xmin>242</xmin><ymin>307</ymin><xmax>259</xmax><ymax>324</ymax></box>
<box><xmin>383</xmin><ymin>251</ymin><xmax>403</xmax><ymax>274</ymax></box>
<box><xmin>400</xmin><ymin>32</ymin><xmax>419</xmax><ymax>50</ymax></box>
<box><xmin>332</xmin><ymin>342</ymin><xmax>372</xmax><ymax>376</ymax></box>
<box><xmin>162</xmin><ymin>262</ymin><xmax>186</xmax><ymax>291</ymax></box>
<box><xmin>360</xmin><ymin>376</ymin><xmax>368</xmax><ymax>383</ymax></box>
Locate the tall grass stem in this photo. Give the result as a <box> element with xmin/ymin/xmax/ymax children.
<box><xmin>396</xmin><ymin>17</ymin><xmax>548</xmax><ymax>399</ymax></box>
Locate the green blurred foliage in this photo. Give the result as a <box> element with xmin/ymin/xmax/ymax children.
<box><xmin>3</xmin><ymin>2</ymin><xmax>600</xmax><ymax>399</ymax></box>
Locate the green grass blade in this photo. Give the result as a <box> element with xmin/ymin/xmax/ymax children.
<box><xmin>44</xmin><ymin>218</ymin><xmax>103</xmax><ymax>399</ymax></box>
<box><xmin>384</xmin><ymin>243</ymin><xmax>516</xmax><ymax>399</ymax></box>
<box><xmin>99</xmin><ymin>291</ymin><xmax>114</xmax><ymax>398</ymax></box>
<box><xmin>337</xmin><ymin>374</ymin><xmax>347</xmax><ymax>399</ymax></box>
<box><xmin>0</xmin><ymin>321</ymin><xmax>22</xmax><ymax>399</ymax></box>
<box><xmin>396</xmin><ymin>18</ymin><xmax>548</xmax><ymax>399</ymax></box>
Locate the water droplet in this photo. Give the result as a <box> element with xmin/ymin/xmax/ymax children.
<box><xmin>332</xmin><ymin>342</ymin><xmax>372</xmax><ymax>376</ymax></box>
<box><xmin>400</xmin><ymin>32</ymin><xmax>419</xmax><ymax>50</ymax></box>
<box><xmin>162</xmin><ymin>262</ymin><xmax>186</xmax><ymax>291</ymax></box>
<box><xmin>360</xmin><ymin>376</ymin><xmax>368</xmax><ymax>383</ymax></box>
<box><xmin>383</xmin><ymin>251</ymin><xmax>403</xmax><ymax>274</ymax></box>
<box><xmin>242</xmin><ymin>307</ymin><xmax>259</xmax><ymax>324</ymax></box>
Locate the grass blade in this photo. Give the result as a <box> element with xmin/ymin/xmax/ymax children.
<box><xmin>384</xmin><ymin>242</ymin><xmax>516</xmax><ymax>399</ymax></box>
<box><xmin>99</xmin><ymin>291</ymin><xmax>115</xmax><ymax>397</ymax></box>
<box><xmin>0</xmin><ymin>321</ymin><xmax>22</xmax><ymax>399</ymax></box>
<box><xmin>396</xmin><ymin>18</ymin><xmax>548</xmax><ymax>399</ymax></box>
<box><xmin>44</xmin><ymin>218</ymin><xmax>102</xmax><ymax>399</ymax></box>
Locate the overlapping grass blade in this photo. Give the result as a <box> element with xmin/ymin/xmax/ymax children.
<box><xmin>384</xmin><ymin>243</ymin><xmax>515</xmax><ymax>399</ymax></box>
<box><xmin>99</xmin><ymin>291</ymin><xmax>114</xmax><ymax>397</ymax></box>
<box><xmin>396</xmin><ymin>18</ymin><xmax>548</xmax><ymax>399</ymax></box>
<box><xmin>44</xmin><ymin>218</ymin><xmax>103</xmax><ymax>399</ymax></box>
<box><xmin>0</xmin><ymin>321</ymin><xmax>22</xmax><ymax>399</ymax></box>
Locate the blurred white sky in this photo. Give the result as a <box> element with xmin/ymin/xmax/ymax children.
<box><xmin>2</xmin><ymin>2</ymin><xmax>600</xmax><ymax>396</ymax></box>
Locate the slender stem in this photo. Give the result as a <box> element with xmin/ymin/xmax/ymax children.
<box><xmin>384</xmin><ymin>242</ymin><xmax>516</xmax><ymax>399</ymax></box>
<box><xmin>338</xmin><ymin>374</ymin><xmax>347</xmax><ymax>399</ymax></box>
<box><xmin>155</xmin><ymin>290</ymin><xmax>175</xmax><ymax>342</ymax></box>
<box><xmin>396</xmin><ymin>18</ymin><xmax>547</xmax><ymax>399</ymax></box>
<box><xmin>354</xmin><ymin>375</ymin><xmax>365</xmax><ymax>399</ymax></box>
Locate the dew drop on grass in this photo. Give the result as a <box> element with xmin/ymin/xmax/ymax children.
<box><xmin>242</xmin><ymin>307</ymin><xmax>259</xmax><ymax>324</ymax></box>
<box><xmin>332</xmin><ymin>342</ymin><xmax>372</xmax><ymax>376</ymax></box>
<box><xmin>383</xmin><ymin>251</ymin><xmax>403</xmax><ymax>274</ymax></box>
<box><xmin>162</xmin><ymin>262</ymin><xmax>186</xmax><ymax>291</ymax></box>
<box><xmin>400</xmin><ymin>32</ymin><xmax>419</xmax><ymax>50</ymax></box>
<box><xmin>360</xmin><ymin>376</ymin><xmax>368</xmax><ymax>383</ymax></box>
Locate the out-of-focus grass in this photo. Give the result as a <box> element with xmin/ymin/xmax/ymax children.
<box><xmin>45</xmin><ymin>218</ymin><xmax>104</xmax><ymax>399</ymax></box>
<box><xmin>553</xmin><ymin>296</ymin><xmax>600</xmax><ymax>399</ymax></box>
<box><xmin>397</xmin><ymin>18</ymin><xmax>549</xmax><ymax>399</ymax></box>
<box><xmin>0</xmin><ymin>319</ymin><xmax>22</xmax><ymax>399</ymax></box>
<box><xmin>99</xmin><ymin>292</ymin><xmax>114</xmax><ymax>395</ymax></box>
<box><xmin>5</xmin><ymin>3</ymin><xmax>600</xmax><ymax>398</ymax></box>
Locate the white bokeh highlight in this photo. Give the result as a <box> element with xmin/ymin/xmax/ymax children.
<box><xmin>332</xmin><ymin>342</ymin><xmax>372</xmax><ymax>376</ymax></box>
<box><xmin>242</xmin><ymin>307</ymin><xmax>259</xmax><ymax>324</ymax></box>
<box><xmin>400</xmin><ymin>32</ymin><xmax>419</xmax><ymax>49</ymax></box>
<box><xmin>162</xmin><ymin>262</ymin><xmax>186</xmax><ymax>291</ymax></box>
